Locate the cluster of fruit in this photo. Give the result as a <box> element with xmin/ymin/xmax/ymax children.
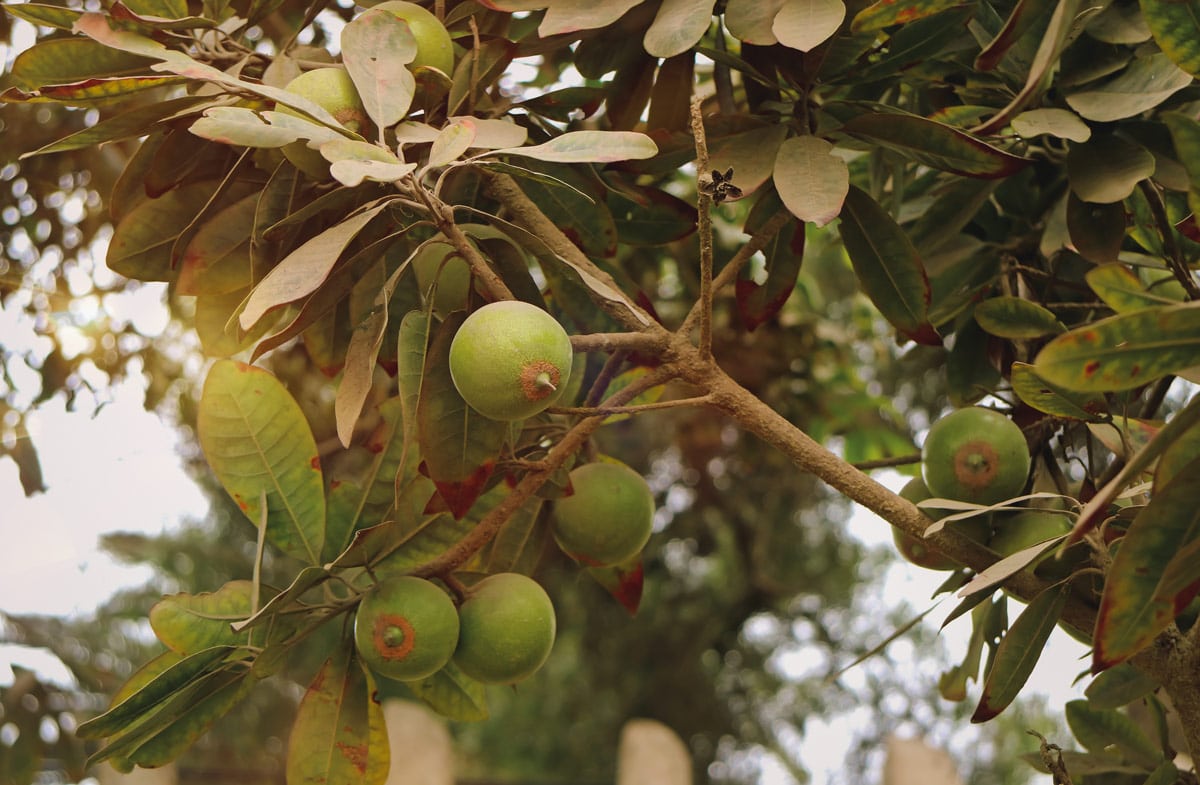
<box><xmin>895</xmin><ymin>407</ymin><xmax>1074</xmax><ymax>573</ymax></box>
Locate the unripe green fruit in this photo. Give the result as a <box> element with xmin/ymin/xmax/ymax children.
<box><xmin>454</xmin><ymin>573</ymin><xmax>556</xmax><ymax>685</ymax></box>
<box><xmin>922</xmin><ymin>407</ymin><xmax>1030</xmax><ymax>505</ymax></box>
<box><xmin>990</xmin><ymin>508</ymin><xmax>1083</xmax><ymax>580</ymax></box>
<box><xmin>278</xmin><ymin>68</ymin><xmax>369</xmax><ymax>180</ymax></box>
<box><xmin>893</xmin><ymin>477</ymin><xmax>990</xmax><ymax>571</ymax></box>
<box><xmin>448</xmin><ymin>301</ymin><xmax>573</xmax><ymax>421</ymax></box>
<box><xmin>552</xmin><ymin>461</ymin><xmax>654</xmax><ymax>567</ymax></box>
<box><xmin>412</xmin><ymin>240</ymin><xmax>472</xmax><ymax>315</ymax></box>
<box><xmin>354</xmin><ymin>576</ymin><xmax>459</xmax><ymax>681</ymax></box>
<box><xmin>367</xmin><ymin>1</ymin><xmax>455</xmax><ymax>75</ymax></box>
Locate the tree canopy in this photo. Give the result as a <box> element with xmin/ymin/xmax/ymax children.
<box><xmin>4</xmin><ymin>0</ymin><xmax>1200</xmax><ymax>783</ymax></box>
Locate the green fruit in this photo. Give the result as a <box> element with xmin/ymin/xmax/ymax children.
<box><xmin>278</xmin><ymin>68</ymin><xmax>369</xmax><ymax>179</ymax></box>
<box><xmin>454</xmin><ymin>573</ymin><xmax>555</xmax><ymax>685</ymax></box>
<box><xmin>893</xmin><ymin>477</ymin><xmax>990</xmax><ymax>571</ymax></box>
<box><xmin>448</xmin><ymin>300</ymin><xmax>573</xmax><ymax>421</ymax></box>
<box><xmin>354</xmin><ymin>576</ymin><xmax>459</xmax><ymax>681</ymax></box>
<box><xmin>368</xmin><ymin>1</ymin><xmax>455</xmax><ymax>75</ymax></box>
<box><xmin>412</xmin><ymin>240</ymin><xmax>472</xmax><ymax>315</ymax></box>
<box><xmin>552</xmin><ymin>461</ymin><xmax>654</xmax><ymax>567</ymax></box>
<box><xmin>990</xmin><ymin>508</ymin><xmax>1084</xmax><ymax>579</ymax></box>
<box><xmin>922</xmin><ymin>407</ymin><xmax>1030</xmax><ymax>505</ymax></box>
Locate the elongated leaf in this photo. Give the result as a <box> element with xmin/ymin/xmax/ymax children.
<box><xmin>240</xmin><ymin>202</ymin><xmax>388</xmax><ymax>329</ymax></box>
<box><xmin>1155</xmin><ymin>410</ymin><xmax>1200</xmax><ymax>489</ymax></box>
<box><xmin>1066</xmin><ymin>53</ymin><xmax>1192</xmax><ymax>122</ymax></box>
<box><xmin>497</xmin><ymin>131</ymin><xmax>658</xmax><ymax>163</ymax></box>
<box><xmin>1067</xmin><ymin>193</ymin><xmax>1126</xmax><ymax>265</ymax></box>
<box><xmin>587</xmin><ymin>555</ymin><xmax>644</xmax><ymax>614</ymax></box>
<box><xmin>336</xmin><ymin>264</ymin><xmax>404</xmax><ymax>448</ymax></box>
<box><xmin>1011</xmin><ymin>108</ymin><xmax>1091</xmax><ymax>142</ymax></box>
<box><xmin>288</xmin><ymin>646</ymin><xmax>388</xmax><ymax>785</ymax></box>
<box><xmin>1164</xmin><ymin>112</ymin><xmax>1200</xmax><ymax>219</ymax></box>
<box><xmin>971</xmin><ymin>582</ymin><xmax>1070</xmax><ymax>722</ymax></box>
<box><xmin>486</xmin><ymin>496</ymin><xmax>547</xmax><ymax>574</ymax></box>
<box><xmin>851</xmin><ymin>0</ymin><xmax>960</xmax><ymax>32</ymax></box>
<box><xmin>1140</xmin><ymin>0</ymin><xmax>1200</xmax><ymax>77</ymax></box>
<box><xmin>353</xmin><ymin>511</ymin><xmax>476</xmax><ymax>578</ymax></box>
<box><xmin>177</xmin><ymin>192</ymin><xmax>258</xmax><ymax>296</ymax></box>
<box><xmin>197</xmin><ymin>360</ymin><xmax>325</xmax><ymax>564</ymax></box>
<box><xmin>1084</xmin><ymin>663</ymin><xmax>1160</xmax><ymax>710</ymax></box>
<box><xmin>19</xmin><ymin>95</ymin><xmax>219</xmax><ymax>157</ymax></box>
<box><xmin>1087</xmin><ymin>264</ymin><xmax>1183</xmax><ymax>313</ymax></box>
<box><xmin>737</xmin><ymin>217</ymin><xmax>804</xmax><ymax>330</ymax></box>
<box><xmin>840</xmin><ymin>113</ymin><xmax>1030</xmax><ymax>178</ymax></box>
<box><xmin>231</xmin><ymin>566</ymin><xmax>330</xmax><ymax>632</ymax></box>
<box><xmin>107</xmin><ymin>180</ymin><xmax>225</xmax><ymax>281</ymax></box>
<box><xmin>975</xmin><ymin>0</ymin><xmax>1056</xmax><ymax>71</ymax></box>
<box><xmin>606</xmin><ymin>180</ymin><xmax>697</xmax><ymax>246</ymax></box>
<box><xmin>426</xmin><ymin>118</ymin><xmax>477</xmax><ymax>171</ymax></box>
<box><xmin>341</xmin><ymin>8</ymin><xmax>417</xmax><ymax>130</ymax></box>
<box><xmin>974</xmin><ymin>296</ymin><xmax>1065</xmax><ymax>338</ymax></box>
<box><xmin>406</xmin><ymin>660</ymin><xmax>488</xmax><ymax>722</ymax></box>
<box><xmin>1033</xmin><ymin>302</ymin><xmax>1200</xmax><ymax>392</ymax></box>
<box><xmin>643</xmin><ymin>0</ymin><xmax>717</xmax><ymax>58</ymax></box>
<box><xmin>838</xmin><ymin>186</ymin><xmax>938</xmax><ymax>345</ymax></box>
<box><xmin>2</xmin><ymin>3</ymin><xmax>83</xmax><ymax>30</ymax></box>
<box><xmin>1065</xmin><ymin>700</ymin><xmax>1164</xmax><ymax>768</ymax></box>
<box><xmin>189</xmin><ymin>106</ymin><xmax>302</xmax><ymax>148</ymax></box>
<box><xmin>9</xmin><ymin>37</ymin><xmax>157</xmax><ymax>89</ymax></box>
<box><xmin>149</xmin><ymin>580</ymin><xmax>253</xmax><ymax>654</ymax></box>
<box><xmin>772</xmin><ymin>135</ymin><xmax>848</xmax><ymax>226</ymax></box>
<box><xmin>1011</xmin><ymin>362</ymin><xmax>1109</xmax><ymax>422</ymax></box>
<box><xmin>1094</xmin><ymin>458</ymin><xmax>1200</xmax><ymax>669</ymax></box>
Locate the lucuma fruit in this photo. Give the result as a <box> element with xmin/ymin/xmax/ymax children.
<box><xmin>893</xmin><ymin>477</ymin><xmax>990</xmax><ymax>571</ymax></box>
<box><xmin>367</xmin><ymin>1</ymin><xmax>455</xmax><ymax>75</ymax></box>
<box><xmin>454</xmin><ymin>573</ymin><xmax>556</xmax><ymax>685</ymax></box>
<box><xmin>448</xmin><ymin>300</ymin><xmax>573</xmax><ymax>421</ymax></box>
<box><xmin>922</xmin><ymin>407</ymin><xmax>1030</xmax><ymax>505</ymax></box>
<box><xmin>552</xmin><ymin>461</ymin><xmax>654</xmax><ymax>567</ymax></box>
<box><xmin>277</xmin><ymin>68</ymin><xmax>369</xmax><ymax>179</ymax></box>
<box><xmin>354</xmin><ymin>576</ymin><xmax>459</xmax><ymax>681</ymax></box>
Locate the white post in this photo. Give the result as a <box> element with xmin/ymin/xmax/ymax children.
<box><xmin>382</xmin><ymin>699</ymin><xmax>455</xmax><ymax>785</ymax></box>
<box><xmin>616</xmin><ymin>718</ymin><xmax>692</xmax><ymax>785</ymax></box>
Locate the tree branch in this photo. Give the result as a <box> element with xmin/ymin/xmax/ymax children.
<box><xmin>570</xmin><ymin>331</ymin><xmax>667</xmax><ymax>354</ymax></box>
<box><xmin>690</xmin><ymin>96</ymin><xmax>715</xmax><ymax>361</ymax></box>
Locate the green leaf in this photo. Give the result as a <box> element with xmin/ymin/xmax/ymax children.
<box><xmin>188</xmin><ymin>106</ymin><xmax>303</xmax><ymax>148</ymax></box>
<box><xmin>1087</xmin><ymin>264</ymin><xmax>1184</xmax><ymax>313</ymax></box>
<box><xmin>2</xmin><ymin>3</ymin><xmax>84</xmax><ymax>30</ymax></box>
<box><xmin>1140</xmin><ymin>0</ymin><xmax>1200</xmax><ymax>77</ymax></box>
<box><xmin>587</xmin><ymin>556</ymin><xmax>644</xmax><ymax>614</ymax></box>
<box><xmin>19</xmin><ymin>95</ymin><xmax>220</xmax><ymax>158</ymax></box>
<box><xmin>1155</xmin><ymin>408</ymin><xmax>1200</xmax><ymax>489</ymax></box>
<box><xmin>840</xmin><ymin>113</ymin><xmax>1030</xmax><ymax>179</ymax></box>
<box><xmin>1163</xmin><ymin>112</ymin><xmax>1200</xmax><ymax>219</ymax></box>
<box><xmin>336</xmin><ymin>264</ymin><xmax>405</xmax><ymax>448</ymax></box>
<box><xmin>107</xmin><ymin>180</ymin><xmax>225</xmax><ymax>281</ymax></box>
<box><xmin>406</xmin><ymin>660</ymin><xmax>488</xmax><ymax>722</ymax></box>
<box><xmin>197</xmin><ymin>360</ymin><xmax>325</xmax><ymax>564</ymax></box>
<box><xmin>8</xmin><ymin>37</ymin><xmax>156</xmax><ymax>89</ymax></box>
<box><xmin>1065</xmin><ymin>699</ymin><xmax>1164</xmax><ymax>769</ymax></box>
<box><xmin>772</xmin><ymin>136</ymin><xmax>849</xmax><ymax>226</ymax></box>
<box><xmin>947</xmin><ymin>314</ymin><xmax>1001</xmax><ymax>406</ymax></box>
<box><xmin>643</xmin><ymin>0</ymin><xmax>717</xmax><ymax>58</ymax></box>
<box><xmin>605</xmin><ymin>180</ymin><xmax>697</xmax><ymax>246</ymax></box>
<box><xmin>1084</xmin><ymin>663</ymin><xmax>1160</xmax><ymax>710</ymax></box>
<box><xmin>498</xmin><ymin>131</ymin><xmax>658</xmax><ymax>163</ymax></box>
<box><xmin>485</xmin><ymin>496</ymin><xmax>547</xmax><ymax>575</ymax></box>
<box><xmin>239</xmin><ymin>201</ymin><xmax>389</xmax><ymax>329</ymax></box>
<box><xmin>1067</xmin><ymin>135</ymin><xmax>1156</xmax><ymax>204</ymax></box>
<box><xmin>287</xmin><ymin>646</ymin><xmax>388</xmax><ymax>785</ymax></box>
<box><xmin>503</xmin><ymin>163</ymin><xmax>618</xmax><ymax>259</ymax></box>
<box><xmin>2</xmin><ymin>75</ymin><xmax>185</xmax><ymax>103</ymax></box>
<box><xmin>772</xmin><ymin>0</ymin><xmax>845</xmax><ymax>52</ymax></box>
<box><xmin>353</xmin><ymin>511</ymin><xmax>476</xmax><ymax>579</ymax></box>
<box><xmin>838</xmin><ymin>185</ymin><xmax>938</xmax><ymax>345</ymax></box>
<box><xmin>1066</xmin><ymin>53</ymin><xmax>1192</xmax><ymax>122</ymax></box>
<box><xmin>971</xmin><ymin>582</ymin><xmax>1070</xmax><ymax>722</ymax></box>
<box><xmin>974</xmin><ymin>296</ymin><xmax>1065</xmax><ymax>338</ymax></box>
<box><xmin>736</xmin><ymin>217</ymin><xmax>804</xmax><ymax>331</ymax></box>
<box><xmin>1095</xmin><ymin>458</ymin><xmax>1200</xmax><ymax>669</ymax></box>
<box><xmin>1033</xmin><ymin>303</ymin><xmax>1200</xmax><ymax>392</ymax></box>
<box><xmin>149</xmin><ymin>580</ymin><xmax>253</xmax><ymax>654</ymax></box>
<box><xmin>1144</xmin><ymin>762</ymin><xmax>1182</xmax><ymax>785</ymax></box>
<box><xmin>1011</xmin><ymin>362</ymin><xmax>1109</xmax><ymax>422</ymax></box>
<box><xmin>974</xmin><ymin>0</ymin><xmax>1056</xmax><ymax>71</ymax></box>
<box><xmin>1067</xmin><ymin>193</ymin><xmax>1126</xmax><ymax>265</ymax></box>
<box><xmin>177</xmin><ymin>192</ymin><xmax>258</xmax><ymax>296</ymax></box>
<box><xmin>341</xmin><ymin>8</ymin><xmax>417</xmax><ymax>130</ymax></box>
<box><xmin>851</xmin><ymin>0</ymin><xmax>960</xmax><ymax>32</ymax></box>
<box><xmin>1011</xmin><ymin>108</ymin><xmax>1091</xmax><ymax>142</ymax></box>
<box><xmin>231</xmin><ymin>565</ymin><xmax>329</xmax><ymax>633</ymax></box>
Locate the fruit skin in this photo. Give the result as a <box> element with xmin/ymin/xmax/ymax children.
<box><xmin>278</xmin><ymin>68</ymin><xmax>369</xmax><ymax>179</ymax></box>
<box><xmin>354</xmin><ymin>576</ymin><xmax>459</xmax><ymax>681</ymax></box>
<box><xmin>990</xmin><ymin>508</ymin><xmax>1083</xmax><ymax>580</ymax></box>
<box><xmin>454</xmin><ymin>573</ymin><xmax>556</xmax><ymax>685</ymax></box>
<box><xmin>552</xmin><ymin>461</ymin><xmax>654</xmax><ymax>567</ymax></box>
<box><xmin>922</xmin><ymin>407</ymin><xmax>1030</xmax><ymax>505</ymax></box>
<box><xmin>412</xmin><ymin>239</ymin><xmax>472</xmax><ymax>315</ymax></box>
<box><xmin>893</xmin><ymin>477</ymin><xmax>990</xmax><ymax>571</ymax></box>
<box><xmin>367</xmin><ymin>1</ymin><xmax>455</xmax><ymax>75</ymax></box>
<box><xmin>448</xmin><ymin>300</ymin><xmax>573</xmax><ymax>421</ymax></box>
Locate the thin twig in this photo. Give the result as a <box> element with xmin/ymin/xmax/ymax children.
<box><xmin>851</xmin><ymin>453</ymin><xmax>922</xmax><ymax>470</ymax></box>
<box><xmin>712</xmin><ymin>18</ymin><xmax>735</xmax><ymax>115</ymax></box>
<box><xmin>585</xmin><ymin>349</ymin><xmax>629</xmax><ymax>407</ymax></box>
<box><xmin>690</xmin><ymin>96</ymin><xmax>715</xmax><ymax>361</ymax></box>
<box><xmin>551</xmin><ymin>395</ymin><xmax>711</xmax><ymax>417</ymax></box>
<box><xmin>408</xmin><ymin>178</ymin><xmax>514</xmax><ymax>301</ymax></box>
<box><xmin>1138</xmin><ymin>180</ymin><xmax>1200</xmax><ymax>300</ymax></box>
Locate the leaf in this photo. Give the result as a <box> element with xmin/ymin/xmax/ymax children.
<box><xmin>1094</xmin><ymin>458</ymin><xmax>1200</xmax><ymax>669</ymax></box>
<box><xmin>1084</xmin><ymin>663</ymin><xmax>1160</xmax><ymax>710</ymax></box>
<box><xmin>335</xmin><ymin>264</ymin><xmax>405</xmax><ymax>448</ymax></box>
<box><xmin>1011</xmin><ymin>108</ymin><xmax>1091</xmax><ymax>142</ymax></box>
<box><xmin>851</xmin><ymin>0</ymin><xmax>961</xmax><ymax>32</ymax></box>
<box><xmin>587</xmin><ymin>556</ymin><xmax>644</xmax><ymax>614</ymax></box>
<box><xmin>643</xmin><ymin>0</ymin><xmax>716</xmax><ymax>58</ymax></box>
<box><xmin>426</xmin><ymin>118</ymin><xmax>478</xmax><ymax>171</ymax></box>
<box><xmin>107</xmin><ymin>180</ymin><xmax>225</xmax><ymax>281</ymax></box>
<box><xmin>772</xmin><ymin>135</ymin><xmax>849</xmax><ymax>226</ymax></box>
<box><xmin>505</xmin><ymin>162</ymin><xmax>619</xmax><ymax>259</ymax></box>
<box><xmin>416</xmin><ymin>315</ymin><xmax>507</xmax><ymax>518</ymax></box>
<box><xmin>189</xmin><ymin>106</ymin><xmax>302</xmax><ymax>148</ymax></box>
<box><xmin>537</xmin><ymin>0</ymin><xmax>643</xmax><ymax>36</ymax></box>
<box><xmin>231</xmin><ymin>566</ymin><xmax>330</xmax><ymax>633</ymax></box>
<box><xmin>725</xmin><ymin>0</ymin><xmax>786</xmax><ymax>43</ymax></box>
<box><xmin>9</xmin><ymin>37</ymin><xmax>157</xmax><ymax>90</ymax></box>
<box><xmin>2</xmin><ymin>3</ymin><xmax>83</xmax><ymax>30</ymax></box>
<box><xmin>773</xmin><ymin>0</ymin><xmax>845</xmax><ymax>52</ymax></box>
<box><xmin>605</xmin><ymin>180</ymin><xmax>697</xmax><ymax>246</ymax></box>
<box><xmin>149</xmin><ymin>580</ymin><xmax>254</xmax><ymax>655</ymax></box>
<box><xmin>1139</xmin><ymin>0</ymin><xmax>1200</xmax><ymax>77</ymax></box>
<box><xmin>1065</xmin><ymin>700</ymin><xmax>1164</xmax><ymax>769</ymax></box>
<box><xmin>341</xmin><ymin>8</ymin><xmax>417</xmax><ymax>130</ymax></box>
<box><xmin>197</xmin><ymin>360</ymin><xmax>325</xmax><ymax>564</ymax></box>
<box><xmin>1155</xmin><ymin>409</ymin><xmax>1200</xmax><ymax>489</ymax></box>
<box><xmin>486</xmin><ymin>496</ymin><xmax>547</xmax><ymax>574</ymax></box>
<box><xmin>1067</xmin><ymin>135</ymin><xmax>1156</xmax><ymax>204</ymax></box>
<box><xmin>974</xmin><ymin>0</ymin><xmax>1056</xmax><ymax>71</ymax></box>
<box><xmin>1033</xmin><ymin>302</ymin><xmax>1200</xmax><ymax>392</ymax></box>
<box><xmin>406</xmin><ymin>660</ymin><xmax>488</xmax><ymax>722</ymax></box>
<box><xmin>323</xmin><ymin>141</ymin><xmax>415</xmax><ymax>187</ymax></box>
<box><xmin>1086</xmin><ymin>264</ymin><xmax>1183</xmax><ymax>313</ymax></box>
<box><xmin>1164</xmin><ymin>112</ymin><xmax>1200</xmax><ymax>219</ymax></box>
<box><xmin>736</xmin><ymin>217</ymin><xmax>804</xmax><ymax>330</ymax></box>
<box><xmin>18</xmin><ymin>95</ymin><xmax>218</xmax><ymax>157</ymax></box>
<box><xmin>707</xmin><ymin>124</ymin><xmax>789</xmax><ymax>198</ymax></box>
<box><xmin>838</xmin><ymin>185</ymin><xmax>938</xmax><ymax>345</ymax></box>
<box><xmin>1066</xmin><ymin>53</ymin><xmax>1192</xmax><ymax>122</ymax></box>
<box><xmin>971</xmin><ymin>582</ymin><xmax>1070</xmax><ymax>722</ymax></box>
<box><xmin>239</xmin><ymin>202</ymin><xmax>389</xmax><ymax>329</ymax></box>
<box><xmin>974</xmin><ymin>296</ymin><xmax>1065</xmax><ymax>339</ymax></box>
<box><xmin>177</xmin><ymin>192</ymin><xmax>258</xmax><ymax>296</ymax></box>
<box><xmin>1011</xmin><ymin>362</ymin><xmax>1109</xmax><ymax>422</ymax></box>
<box><xmin>840</xmin><ymin>112</ymin><xmax>1030</xmax><ymax>178</ymax></box>
<box><xmin>498</xmin><ymin>131</ymin><xmax>658</xmax><ymax>163</ymax></box>
<box><xmin>451</xmin><ymin>117</ymin><xmax>527</xmax><ymax>150</ymax></box>
<box><xmin>287</xmin><ymin>647</ymin><xmax>388</xmax><ymax>785</ymax></box>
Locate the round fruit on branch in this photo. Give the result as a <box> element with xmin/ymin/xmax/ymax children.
<box><xmin>364</xmin><ymin>0</ymin><xmax>455</xmax><ymax>76</ymax></box>
<box><xmin>892</xmin><ymin>477</ymin><xmax>990</xmax><ymax>571</ymax></box>
<box><xmin>552</xmin><ymin>461</ymin><xmax>654</xmax><ymax>567</ymax></box>
<box><xmin>354</xmin><ymin>576</ymin><xmax>460</xmax><ymax>681</ymax></box>
<box><xmin>277</xmin><ymin>67</ymin><xmax>370</xmax><ymax>180</ymax></box>
<box><xmin>921</xmin><ymin>407</ymin><xmax>1031</xmax><ymax>506</ymax></box>
<box><xmin>448</xmin><ymin>300</ymin><xmax>573</xmax><ymax>421</ymax></box>
<box><xmin>453</xmin><ymin>573</ymin><xmax>556</xmax><ymax>685</ymax></box>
